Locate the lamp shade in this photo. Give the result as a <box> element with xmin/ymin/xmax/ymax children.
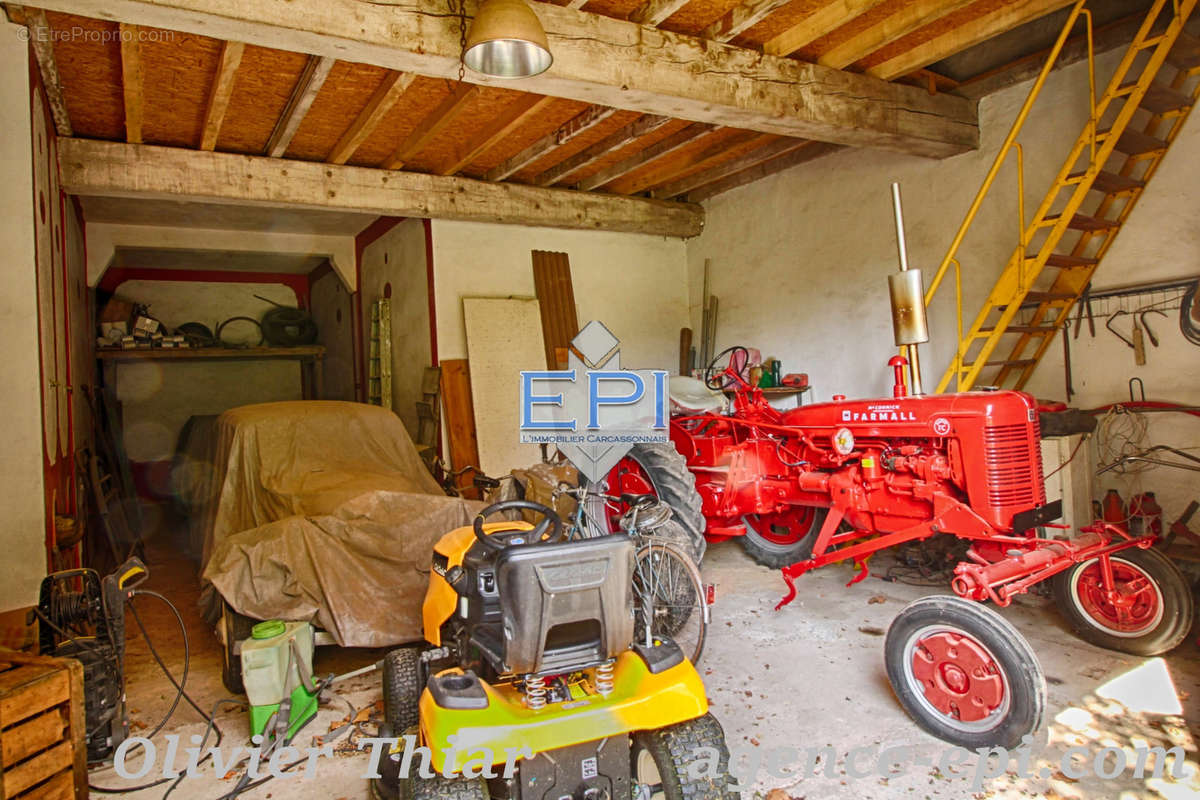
<box><xmin>463</xmin><ymin>0</ymin><xmax>552</xmax><ymax>78</ymax></box>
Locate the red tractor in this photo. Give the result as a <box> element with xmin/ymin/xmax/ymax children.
<box><xmin>593</xmin><ymin>346</ymin><xmax>1193</xmax><ymax>658</ymax></box>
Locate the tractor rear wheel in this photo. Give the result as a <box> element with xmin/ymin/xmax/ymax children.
<box><xmin>585</xmin><ymin>443</ymin><xmax>706</xmax><ymax>559</ymax></box>
<box><xmin>631</xmin><ymin>713</ymin><xmax>737</xmax><ymax>800</ymax></box>
<box><xmin>885</xmin><ymin>596</ymin><xmax>1045</xmax><ymax>749</ymax></box>
<box><xmin>382</xmin><ymin>647</ymin><xmax>423</xmax><ymax>733</ymax></box>
<box><xmin>1052</xmin><ymin>547</ymin><xmax>1192</xmax><ymax>656</ymax></box>
<box><xmin>741</xmin><ymin>506</ymin><xmax>827</xmax><ymax>568</ymax></box>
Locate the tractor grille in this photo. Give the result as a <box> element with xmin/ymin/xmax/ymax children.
<box><xmin>983</xmin><ymin>424</ymin><xmax>1039</xmax><ymax>508</ymax></box>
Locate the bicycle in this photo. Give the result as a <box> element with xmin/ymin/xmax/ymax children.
<box><xmin>554</xmin><ymin>483</ymin><xmax>710</xmax><ymax>664</ymax></box>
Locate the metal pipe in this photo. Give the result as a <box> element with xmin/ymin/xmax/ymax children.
<box><xmin>891</xmin><ymin>183</ymin><xmax>909</xmax><ymax>272</ymax></box>
<box><xmin>890</xmin><ymin>183</ymin><xmax>925</xmax><ymax>395</ymax></box>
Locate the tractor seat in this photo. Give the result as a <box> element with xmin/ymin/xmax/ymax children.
<box><xmin>470</xmin><ymin>534</ymin><xmax>635</xmax><ymax>677</ymax></box>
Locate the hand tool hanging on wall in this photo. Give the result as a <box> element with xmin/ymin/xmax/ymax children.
<box><xmin>1074</xmin><ymin>284</ymin><xmax>1095</xmax><ymax>339</ymax></box>
<box><xmin>1139</xmin><ymin>309</ymin><xmax>1167</xmax><ymax>348</ymax></box>
<box><xmin>1132</xmin><ymin>314</ymin><xmax>1146</xmax><ymax>366</ymax></box>
<box><xmin>1106</xmin><ymin>310</ymin><xmax>1135</xmax><ymax>349</ymax></box>
<box><xmin>1061</xmin><ymin>320</ymin><xmax>1074</xmax><ymax>400</ymax></box>
<box><xmin>679</xmin><ymin>328</ymin><xmax>692</xmax><ymax>375</ymax></box>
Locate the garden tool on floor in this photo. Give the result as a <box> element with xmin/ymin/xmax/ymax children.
<box><xmin>241</xmin><ymin>619</ymin><xmax>320</xmax><ymax>742</ymax></box>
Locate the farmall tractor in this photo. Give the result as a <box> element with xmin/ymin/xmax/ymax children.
<box><xmin>592</xmin><ymin>188</ymin><xmax>1193</xmax><ymax>664</ymax></box>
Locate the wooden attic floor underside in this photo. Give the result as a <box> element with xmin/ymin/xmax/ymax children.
<box><xmin>9</xmin><ymin>0</ymin><xmax>1120</xmax><ymax>218</ymax></box>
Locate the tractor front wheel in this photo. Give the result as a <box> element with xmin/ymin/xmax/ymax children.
<box><xmin>884</xmin><ymin>596</ymin><xmax>1045</xmax><ymax>749</ymax></box>
<box><xmin>1052</xmin><ymin>547</ymin><xmax>1193</xmax><ymax>656</ymax></box>
<box><xmin>741</xmin><ymin>506</ymin><xmax>827</xmax><ymax>568</ymax></box>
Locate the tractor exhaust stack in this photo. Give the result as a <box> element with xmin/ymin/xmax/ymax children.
<box><xmin>887</xmin><ymin>183</ymin><xmax>930</xmax><ymax>395</ymax></box>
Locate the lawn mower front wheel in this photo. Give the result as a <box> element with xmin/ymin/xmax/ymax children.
<box><xmin>382</xmin><ymin>646</ymin><xmax>423</xmax><ymax>733</ymax></box>
<box><xmin>1052</xmin><ymin>547</ymin><xmax>1193</xmax><ymax>656</ymax></box>
<box><xmin>885</xmin><ymin>596</ymin><xmax>1045</xmax><ymax>750</ymax></box>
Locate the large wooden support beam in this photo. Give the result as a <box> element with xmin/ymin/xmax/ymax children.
<box><xmin>869</xmin><ymin>0</ymin><xmax>1076</xmax><ymax>81</ymax></box>
<box><xmin>17</xmin><ymin>7</ymin><xmax>73</xmax><ymax>135</ymax></box>
<box><xmin>265</xmin><ymin>55</ymin><xmax>335</xmax><ymax>156</ymax></box>
<box><xmin>199</xmin><ymin>40</ymin><xmax>245</xmax><ymax>150</ymax></box>
<box><xmin>58</xmin><ymin>138</ymin><xmax>704</xmax><ymax>238</ymax></box>
<box><xmin>703</xmin><ymin>0</ymin><xmax>791</xmax><ymax>43</ymax></box>
<box><xmin>29</xmin><ymin>0</ymin><xmax>979</xmax><ymax>157</ymax></box>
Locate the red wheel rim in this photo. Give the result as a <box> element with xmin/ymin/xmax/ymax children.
<box><xmin>599</xmin><ymin>456</ymin><xmax>657</xmax><ymax>532</ymax></box>
<box><xmin>909</xmin><ymin>629</ymin><xmax>1006</xmax><ymax>725</ymax></box>
<box><xmin>745</xmin><ymin>506</ymin><xmax>817</xmax><ymax>545</ymax></box>
<box><xmin>1072</xmin><ymin>558</ymin><xmax>1162</xmax><ymax>635</ymax></box>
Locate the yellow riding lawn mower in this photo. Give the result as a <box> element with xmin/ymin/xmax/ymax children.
<box><xmin>370</xmin><ymin>499</ymin><xmax>738</xmax><ymax>800</ymax></box>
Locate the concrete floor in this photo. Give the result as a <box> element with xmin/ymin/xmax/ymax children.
<box><xmin>89</xmin><ymin>527</ymin><xmax>1200</xmax><ymax>800</ymax></box>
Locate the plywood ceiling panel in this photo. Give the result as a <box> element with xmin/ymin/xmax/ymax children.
<box><xmin>346</xmin><ymin>76</ymin><xmax>455</xmax><ymax>167</ymax></box>
<box><xmin>859</xmin><ymin>0</ymin><xmax>1014</xmax><ymax>69</ymax></box>
<box><xmin>45</xmin><ymin>12</ymin><xmax>124</xmax><ymax>140</ymax></box>
<box><xmin>140</xmin><ymin>27</ymin><xmax>223</xmax><ymax>148</ymax></box>
<box><xmin>217</xmin><ymin>45</ymin><xmax>311</xmax><ymax>154</ymax></box>
<box><xmin>510</xmin><ymin>109</ymin><xmax>642</xmax><ymax>183</ymax></box>
<box><xmin>399</xmin><ymin>85</ymin><xmax>526</xmax><ymax>173</ymax></box>
<box><xmin>569</xmin><ymin>117</ymin><xmax>694</xmax><ymax>184</ymax></box>
<box><xmin>461</xmin><ymin>97</ymin><xmax>591</xmax><ymax>177</ymax></box>
<box><xmin>284</xmin><ymin>60</ymin><xmax>392</xmax><ymax>161</ymax></box>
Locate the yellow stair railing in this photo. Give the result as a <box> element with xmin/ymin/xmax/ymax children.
<box><xmin>925</xmin><ymin>0</ymin><xmax>1199</xmax><ymax>393</ymax></box>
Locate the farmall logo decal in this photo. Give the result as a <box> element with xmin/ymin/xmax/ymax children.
<box><xmin>519</xmin><ymin>321</ymin><xmax>668</xmax><ymax>482</ymax></box>
<box><xmin>841</xmin><ymin>403</ymin><xmax>917</xmax><ymax>423</ymax></box>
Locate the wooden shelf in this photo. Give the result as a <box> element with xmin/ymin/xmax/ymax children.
<box><xmin>97</xmin><ymin>345</ymin><xmax>325</xmax><ymax>362</ymax></box>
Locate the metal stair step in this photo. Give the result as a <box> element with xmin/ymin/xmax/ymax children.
<box><xmin>1167</xmin><ymin>31</ymin><xmax>1200</xmax><ymax>70</ymax></box>
<box><xmin>1044</xmin><ymin>213</ymin><xmax>1120</xmax><ymax>231</ymax></box>
<box><xmin>1043</xmin><ymin>253</ymin><xmax>1099</xmax><ymax>268</ymax></box>
<box><xmin>1022</xmin><ymin>291</ymin><xmax>1076</xmax><ymax>303</ymax></box>
<box><xmin>1069</xmin><ymin>170</ymin><xmax>1144</xmax><ymax>194</ymax></box>
<box><xmin>981</xmin><ymin>359</ymin><xmax>1038</xmax><ymax>368</ymax></box>
<box><xmin>1138</xmin><ymin>83</ymin><xmax>1193</xmax><ymax>114</ymax></box>
<box><xmin>1105</xmin><ymin>127</ymin><xmax>1168</xmax><ymax>155</ymax></box>
<box><xmin>980</xmin><ymin>325</ymin><xmax>1058</xmax><ymax>334</ymax></box>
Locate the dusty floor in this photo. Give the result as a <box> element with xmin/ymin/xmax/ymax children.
<box><xmin>89</xmin><ymin>522</ymin><xmax>1200</xmax><ymax>800</ymax></box>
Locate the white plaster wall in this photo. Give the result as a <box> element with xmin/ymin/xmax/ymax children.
<box><xmin>310</xmin><ymin>268</ymin><xmax>356</xmax><ymax>401</ymax></box>
<box><xmin>359</xmin><ymin>219</ymin><xmax>432</xmax><ymax>438</ymax></box>
<box><xmin>687</xmin><ymin>47</ymin><xmax>1200</xmax><ymax>522</ymax></box>
<box><xmin>112</xmin><ymin>281</ymin><xmax>302</xmax><ymax>467</ymax></box>
<box><xmin>0</xmin><ymin>26</ymin><xmax>47</xmax><ymax>610</ymax></box>
<box><xmin>431</xmin><ymin>220</ymin><xmax>689</xmax><ymax>373</ymax></box>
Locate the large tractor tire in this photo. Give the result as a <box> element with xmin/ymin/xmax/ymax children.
<box><xmin>585</xmin><ymin>443</ymin><xmax>707</xmax><ymax>560</ymax></box>
<box><xmin>885</xmin><ymin>596</ymin><xmax>1045</xmax><ymax>750</ymax></box>
<box><xmin>631</xmin><ymin>713</ymin><xmax>739</xmax><ymax>800</ymax></box>
<box><xmin>1052</xmin><ymin>547</ymin><xmax>1193</xmax><ymax>656</ymax></box>
<box><xmin>740</xmin><ymin>506</ymin><xmax>828</xmax><ymax>569</ymax></box>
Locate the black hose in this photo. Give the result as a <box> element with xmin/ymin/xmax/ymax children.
<box><xmin>215</xmin><ymin>317</ymin><xmax>264</xmax><ymax>348</ymax></box>
<box><xmin>1181</xmin><ymin>280</ymin><xmax>1200</xmax><ymax>346</ymax></box>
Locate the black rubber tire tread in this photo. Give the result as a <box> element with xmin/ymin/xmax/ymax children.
<box><xmin>647</xmin><ymin>519</ymin><xmax>704</xmax><ymax>564</ymax></box>
<box><xmin>633</xmin><ymin>540</ymin><xmax>708</xmax><ymax>665</ymax></box>
<box><xmin>739</xmin><ymin>507</ymin><xmax>828</xmax><ymax>569</ymax></box>
<box><xmin>884</xmin><ymin>595</ymin><xmax>1045</xmax><ymax>750</ymax></box>
<box><xmin>632</xmin><ymin>713</ymin><xmax>739</xmax><ymax>800</ymax></box>
<box><xmin>409</xmin><ymin>773</ymin><xmax>489</xmax><ymax>800</ymax></box>
<box><xmin>586</xmin><ymin>442</ymin><xmax>707</xmax><ymax>559</ymax></box>
<box><xmin>220</xmin><ymin>600</ymin><xmax>255</xmax><ymax>695</ymax></box>
<box><xmin>382</xmin><ymin>647</ymin><xmax>423</xmax><ymax>733</ymax></box>
<box><xmin>1051</xmin><ymin>547</ymin><xmax>1194</xmax><ymax>656</ymax></box>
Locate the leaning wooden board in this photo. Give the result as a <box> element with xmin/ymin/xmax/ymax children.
<box><xmin>439</xmin><ymin>359</ymin><xmax>481</xmax><ymax>497</ymax></box>
<box><xmin>0</xmin><ymin>650</ymin><xmax>86</xmax><ymax>800</ymax></box>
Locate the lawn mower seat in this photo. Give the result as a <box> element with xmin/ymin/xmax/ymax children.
<box><xmin>478</xmin><ymin>534</ymin><xmax>635</xmax><ymax>676</ymax></box>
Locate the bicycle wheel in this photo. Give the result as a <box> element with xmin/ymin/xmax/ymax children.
<box><xmin>632</xmin><ymin>540</ymin><xmax>708</xmax><ymax>665</ymax></box>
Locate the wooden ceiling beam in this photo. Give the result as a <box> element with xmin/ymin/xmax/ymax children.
<box><xmin>328</xmin><ymin>70</ymin><xmax>415</xmax><ymax>164</ymax></box>
<box><xmin>384</xmin><ymin>83</ymin><xmax>480</xmax><ymax>170</ymax></box>
<box><xmin>868</xmin><ymin>0</ymin><xmax>1077</xmax><ymax>81</ymax></box>
<box><xmin>438</xmin><ymin>94</ymin><xmax>556</xmax><ymax>176</ymax></box>
<box><xmin>763</xmin><ymin>0</ymin><xmax>889</xmax><ymax>58</ymax></box>
<box><xmin>611</xmin><ymin>130</ymin><xmax>767</xmax><ymax>195</ymax></box>
<box><xmin>651</xmin><ymin>135</ymin><xmax>806</xmax><ymax>198</ymax></box>
<box><xmin>199</xmin><ymin>40</ymin><xmax>245</xmax><ymax>150</ymax></box>
<box><xmin>265</xmin><ymin>55</ymin><xmax>335</xmax><ymax>157</ymax></box>
<box><xmin>629</xmin><ymin>0</ymin><xmax>690</xmax><ymax>27</ymax></box>
<box><xmin>576</xmin><ymin>123</ymin><xmax>715</xmax><ymax>191</ymax></box>
<box><xmin>817</xmin><ymin>0</ymin><xmax>977</xmax><ymax>69</ymax></box>
<box><xmin>58</xmin><ymin>138</ymin><xmax>704</xmax><ymax>238</ymax></box>
<box><xmin>17</xmin><ymin>7</ymin><xmax>73</xmax><ymax>135</ymax></box>
<box><xmin>29</xmin><ymin>0</ymin><xmax>978</xmax><ymax>157</ymax></box>
<box><xmin>486</xmin><ymin>105</ymin><xmax>618</xmax><ymax>182</ymax></box>
<box><xmin>686</xmin><ymin>141</ymin><xmax>842</xmax><ymax>202</ymax></box>
<box><xmin>703</xmin><ymin>0</ymin><xmax>792</xmax><ymax>43</ymax></box>
<box><xmin>533</xmin><ymin>114</ymin><xmax>671</xmax><ymax>187</ymax></box>
<box><xmin>118</xmin><ymin>22</ymin><xmax>144</xmax><ymax>144</ymax></box>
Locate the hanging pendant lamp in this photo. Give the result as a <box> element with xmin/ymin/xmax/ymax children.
<box><xmin>462</xmin><ymin>0</ymin><xmax>553</xmax><ymax>78</ymax></box>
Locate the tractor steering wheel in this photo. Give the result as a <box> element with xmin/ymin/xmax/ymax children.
<box><xmin>472</xmin><ymin>500</ymin><xmax>564</xmax><ymax>552</ymax></box>
<box><xmin>704</xmin><ymin>345</ymin><xmax>751</xmax><ymax>391</ymax></box>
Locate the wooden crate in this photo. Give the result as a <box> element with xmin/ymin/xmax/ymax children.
<box><xmin>0</xmin><ymin>650</ymin><xmax>87</xmax><ymax>800</ymax></box>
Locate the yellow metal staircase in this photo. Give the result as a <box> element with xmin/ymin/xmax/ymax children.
<box><xmin>926</xmin><ymin>0</ymin><xmax>1200</xmax><ymax>393</ymax></box>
